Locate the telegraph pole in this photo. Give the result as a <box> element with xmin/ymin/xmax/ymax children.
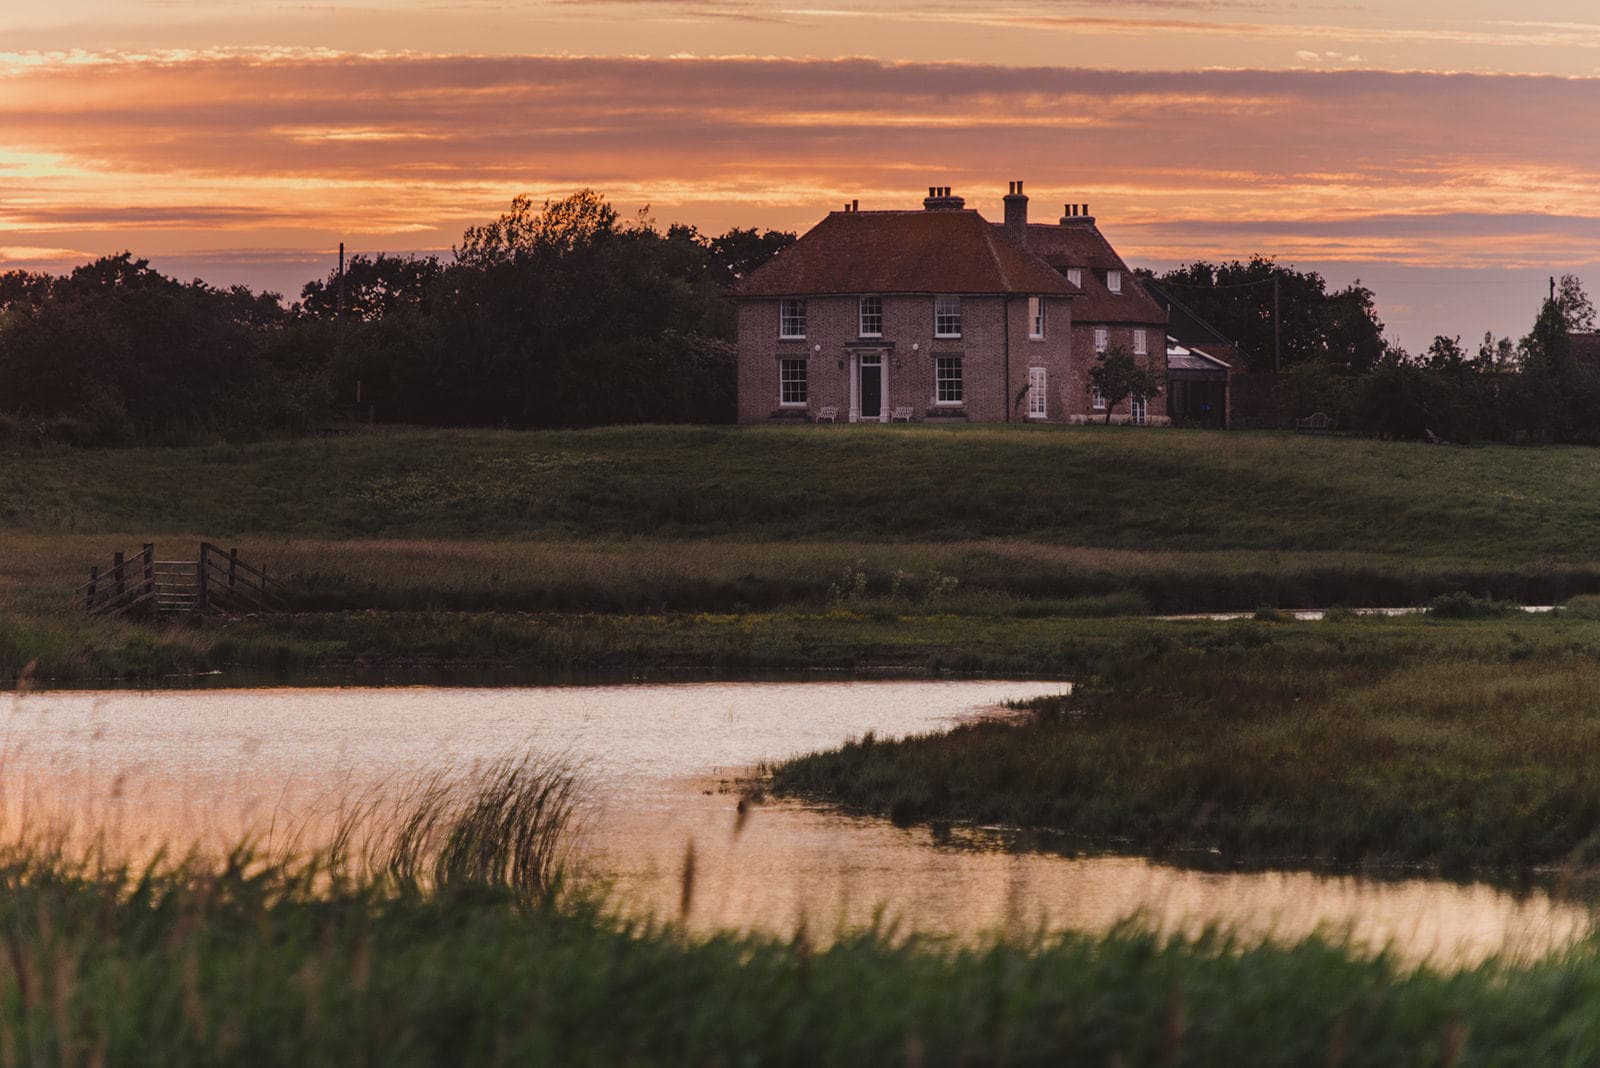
<box><xmin>1273</xmin><ymin>273</ymin><xmax>1282</xmax><ymax>374</ymax></box>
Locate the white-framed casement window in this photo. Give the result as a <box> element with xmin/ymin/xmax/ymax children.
<box><xmin>935</xmin><ymin>356</ymin><xmax>964</xmax><ymax>404</ymax></box>
<box><xmin>1107</xmin><ymin>270</ymin><xmax>1122</xmax><ymax>294</ymax></box>
<box><xmin>1092</xmin><ymin>385</ymin><xmax>1107</xmax><ymax>410</ymax></box>
<box><xmin>1066</xmin><ymin>268</ymin><xmax>1083</xmax><ymax>287</ymax></box>
<box><xmin>779</xmin><ymin>298</ymin><xmax>807</xmax><ymax>339</ymax></box>
<box><xmin>1130</xmin><ymin>395</ymin><xmax>1148</xmax><ymax>425</ymax></box>
<box><xmin>1134</xmin><ymin>328</ymin><xmax>1148</xmax><ymax>355</ymax></box>
<box><xmin>1094</xmin><ymin>327</ymin><xmax>1109</xmax><ymax>353</ymax></box>
<box><xmin>779</xmin><ymin>358</ymin><xmax>808</xmax><ymax>406</ymax></box>
<box><xmin>859</xmin><ymin>295</ymin><xmax>883</xmax><ymax>338</ymax></box>
<box><xmin>1027</xmin><ymin>366</ymin><xmax>1047</xmax><ymax>418</ymax></box>
<box><xmin>934</xmin><ymin>295</ymin><xmax>962</xmax><ymax>338</ymax></box>
<box><xmin>1028</xmin><ymin>297</ymin><xmax>1045</xmax><ymax>339</ymax></box>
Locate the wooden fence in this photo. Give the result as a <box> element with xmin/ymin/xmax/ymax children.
<box><xmin>80</xmin><ymin>543</ymin><xmax>278</xmax><ymax>618</ymax></box>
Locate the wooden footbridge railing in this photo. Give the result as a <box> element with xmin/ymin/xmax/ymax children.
<box><xmin>80</xmin><ymin>543</ymin><xmax>279</xmax><ymax>618</ymax></box>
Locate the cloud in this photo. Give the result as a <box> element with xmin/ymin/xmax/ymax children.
<box><xmin>2</xmin><ymin>50</ymin><xmax>1599</xmax><ymax>281</ymax></box>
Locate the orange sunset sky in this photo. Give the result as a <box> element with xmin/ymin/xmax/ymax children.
<box><xmin>4</xmin><ymin>0</ymin><xmax>1600</xmax><ymax>350</ymax></box>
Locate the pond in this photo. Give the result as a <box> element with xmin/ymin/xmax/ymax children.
<box><xmin>2</xmin><ymin>680</ymin><xmax>1589</xmax><ymax>965</ymax></box>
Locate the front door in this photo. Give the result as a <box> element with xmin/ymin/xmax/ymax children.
<box><xmin>859</xmin><ymin>353</ymin><xmax>883</xmax><ymax>420</ymax></box>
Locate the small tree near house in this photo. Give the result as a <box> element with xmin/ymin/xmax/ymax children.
<box><xmin>1088</xmin><ymin>346</ymin><xmax>1164</xmax><ymax>425</ymax></box>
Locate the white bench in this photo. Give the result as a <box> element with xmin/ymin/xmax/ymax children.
<box><xmin>890</xmin><ymin>406</ymin><xmax>914</xmax><ymax>423</ymax></box>
<box><xmin>816</xmin><ymin>406</ymin><xmax>838</xmax><ymax>423</ymax></box>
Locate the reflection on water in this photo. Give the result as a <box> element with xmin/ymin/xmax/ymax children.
<box><xmin>3</xmin><ymin>681</ymin><xmax>1591</xmax><ymax>966</ymax></box>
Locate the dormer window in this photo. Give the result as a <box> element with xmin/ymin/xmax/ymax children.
<box><xmin>934</xmin><ymin>295</ymin><xmax>962</xmax><ymax>338</ymax></box>
<box><xmin>859</xmin><ymin>295</ymin><xmax>883</xmax><ymax>338</ymax></box>
<box><xmin>779</xmin><ymin>299</ymin><xmax>807</xmax><ymax>339</ymax></box>
<box><xmin>1107</xmin><ymin>270</ymin><xmax>1122</xmax><ymax>294</ymax></box>
<box><xmin>1066</xmin><ymin>268</ymin><xmax>1082</xmax><ymax>287</ymax></box>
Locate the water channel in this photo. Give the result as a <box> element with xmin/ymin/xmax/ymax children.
<box><xmin>3</xmin><ymin>680</ymin><xmax>1590</xmax><ymax>966</ymax></box>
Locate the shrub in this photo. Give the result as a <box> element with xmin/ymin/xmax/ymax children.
<box><xmin>1426</xmin><ymin>591</ymin><xmax>1521</xmax><ymax>619</ymax></box>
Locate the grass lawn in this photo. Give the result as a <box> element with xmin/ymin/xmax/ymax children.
<box><xmin>2</xmin><ymin>424</ymin><xmax>1600</xmax><ymax>556</ymax></box>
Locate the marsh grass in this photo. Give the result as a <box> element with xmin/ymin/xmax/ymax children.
<box><xmin>773</xmin><ymin>617</ymin><xmax>1600</xmax><ymax>877</ymax></box>
<box><xmin>0</xmin><ymin>762</ymin><xmax>1599</xmax><ymax>1063</ymax></box>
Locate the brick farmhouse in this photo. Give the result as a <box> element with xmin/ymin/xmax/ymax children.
<box><xmin>735</xmin><ymin>183</ymin><xmax>1175</xmax><ymax>426</ymax></box>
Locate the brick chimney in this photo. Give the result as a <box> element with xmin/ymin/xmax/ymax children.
<box><xmin>1004</xmin><ymin>181</ymin><xmax>1029</xmax><ymax>247</ymax></box>
<box><xmin>1059</xmin><ymin>202</ymin><xmax>1096</xmax><ymax>227</ymax></box>
<box><xmin>922</xmin><ymin>185</ymin><xmax>965</xmax><ymax>211</ymax></box>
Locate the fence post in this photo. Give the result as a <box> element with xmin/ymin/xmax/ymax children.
<box><xmin>87</xmin><ymin>566</ymin><xmax>99</xmax><ymax>611</ymax></box>
<box><xmin>229</xmin><ymin>548</ymin><xmax>238</xmax><ymax>592</ymax></box>
<box><xmin>113</xmin><ymin>551</ymin><xmax>125</xmax><ymax>600</ymax></box>
<box><xmin>197</xmin><ymin>544</ymin><xmax>209</xmax><ymax>613</ymax></box>
<box><xmin>143</xmin><ymin>544</ymin><xmax>154</xmax><ymax>602</ymax></box>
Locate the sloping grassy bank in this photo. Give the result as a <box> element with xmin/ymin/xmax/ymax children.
<box><xmin>772</xmin><ymin>611</ymin><xmax>1600</xmax><ymax>876</ymax></box>
<box><xmin>5</xmin><ymin>425</ymin><xmax>1600</xmax><ymax>557</ymax></box>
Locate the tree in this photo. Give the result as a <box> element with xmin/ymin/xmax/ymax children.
<box><xmin>1556</xmin><ymin>273</ymin><xmax>1596</xmax><ymax>332</ymax></box>
<box><xmin>706</xmin><ymin>228</ymin><xmax>797</xmax><ymax>287</ymax></box>
<box><xmin>1153</xmin><ymin>257</ymin><xmax>1390</xmax><ymax>374</ymax></box>
<box><xmin>1422</xmin><ymin>335</ymin><xmax>1468</xmax><ymax>374</ymax></box>
<box><xmin>1088</xmin><ymin>347</ymin><xmax>1164</xmax><ymax>424</ymax></box>
<box><xmin>298</xmin><ymin>253</ymin><xmax>442</xmax><ymax>322</ymax></box>
<box><xmin>455</xmin><ymin>189</ymin><xmax>619</xmax><ymax>268</ymax></box>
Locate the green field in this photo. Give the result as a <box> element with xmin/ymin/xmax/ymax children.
<box><xmin>4</xmin><ymin>424</ymin><xmax>1600</xmax><ymax>553</ymax></box>
<box><xmin>7</xmin><ymin>424</ymin><xmax>1600</xmax><ymax>684</ymax></box>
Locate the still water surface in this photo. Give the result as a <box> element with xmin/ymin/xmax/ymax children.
<box><xmin>3</xmin><ymin>681</ymin><xmax>1589</xmax><ymax>965</ymax></box>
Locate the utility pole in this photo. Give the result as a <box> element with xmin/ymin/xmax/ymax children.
<box><xmin>338</xmin><ymin>241</ymin><xmax>346</xmax><ymax>320</ymax></box>
<box><xmin>1551</xmin><ymin>275</ymin><xmax>1557</xmax><ymax>303</ymax></box>
<box><xmin>1273</xmin><ymin>273</ymin><xmax>1282</xmax><ymax>374</ymax></box>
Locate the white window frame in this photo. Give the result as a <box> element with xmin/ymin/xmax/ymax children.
<box><xmin>859</xmin><ymin>295</ymin><xmax>883</xmax><ymax>338</ymax></box>
<box><xmin>1028</xmin><ymin>296</ymin><xmax>1045</xmax><ymax>339</ymax></box>
<box><xmin>1107</xmin><ymin>270</ymin><xmax>1122</xmax><ymax>294</ymax></box>
<box><xmin>1027</xmin><ymin>366</ymin><xmax>1047</xmax><ymax>419</ymax></box>
<box><xmin>1066</xmin><ymin>268</ymin><xmax>1082</xmax><ymax>287</ymax></box>
<box><xmin>779</xmin><ymin>358</ymin><xmax>808</xmax><ymax>406</ymax></box>
<box><xmin>779</xmin><ymin>298</ymin><xmax>807</xmax><ymax>339</ymax></box>
<box><xmin>1094</xmin><ymin>327</ymin><xmax>1109</xmax><ymax>354</ymax></box>
<box><xmin>934</xmin><ymin>355</ymin><xmax>964</xmax><ymax>405</ymax></box>
<box><xmin>1092</xmin><ymin>385</ymin><xmax>1106</xmax><ymax>410</ymax></box>
<box><xmin>1130</xmin><ymin>395</ymin><xmax>1148</xmax><ymax>425</ymax></box>
<box><xmin>1134</xmin><ymin>329</ymin><xmax>1147</xmax><ymax>355</ymax></box>
<box><xmin>934</xmin><ymin>295</ymin><xmax>962</xmax><ymax>339</ymax></box>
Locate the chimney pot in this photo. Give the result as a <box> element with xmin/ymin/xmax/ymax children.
<box><xmin>852</xmin><ymin>199</ymin><xmax>859</xmax><ymax>212</ymax></box>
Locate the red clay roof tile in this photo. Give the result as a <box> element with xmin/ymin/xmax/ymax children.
<box><xmin>737</xmin><ymin>209</ymin><xmax>1076</xmax><ymax>298</ymax></box>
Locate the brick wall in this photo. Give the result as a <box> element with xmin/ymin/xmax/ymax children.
<box><xmin>738</xmin><ymin>294</ymin><xmax>1074</xmax><ymax>424</ymax></box>
<box><xmin>1061</xmin><ymin>323</ymin><xmax>1172</xmax><ymax>425</ymax></box>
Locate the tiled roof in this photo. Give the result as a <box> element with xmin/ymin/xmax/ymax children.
<box><xmin>1019</xmin><ymin>221</ymin><xmax>1167</xmax><ymax>325</ymax></box>
<box><xmin>737</xmin><ymin>209</ymin><xmax>1075</xmax><ymax>298</ymax></box>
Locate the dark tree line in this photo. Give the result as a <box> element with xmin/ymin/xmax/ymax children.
<box><xmin>0</xmin><ymin>191</ymin><xmax>795</xmax><ymax>444</ymax></box>
<box><xmin>1150</xmin><ymin>259</ymin><xmax>1600</xmax><ymax>443</ymax></box>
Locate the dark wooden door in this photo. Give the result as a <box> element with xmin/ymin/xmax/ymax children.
<box><xmin>860</xmin><ymin>355</ymin><xmax>882</xmax><ymax>418</ymax></box>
